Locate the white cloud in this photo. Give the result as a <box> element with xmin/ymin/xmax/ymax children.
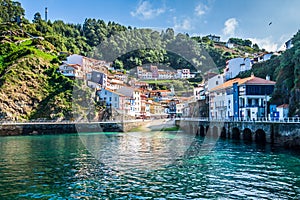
<box><xmin>223</xmin><ymin>18</ymin><xmax>238</xmax><ymax>36</ymax></box>
<box><xmin>195</xmin><ymin>3</ymin><xmax>208</xmax><ymax>16</ymax></box>
<box><xmin>173</xmin><ymin>17</ymin><xmax>192</xmax><ymax>31</ymax></box>
<box><xmin>130</xmin><ymin>1</ymin><xmax>165</xmax><ymax>20</ymax></box>
<box><xmin>248</xmin><ymin>37</ymin><xmax>278</xmax><ymax>52</ymax></box>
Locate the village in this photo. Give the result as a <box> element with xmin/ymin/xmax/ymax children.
<box><xmin>58</xmin><ymin>47</ymin><xmax>290</xmax><ymax>122</ymax></box>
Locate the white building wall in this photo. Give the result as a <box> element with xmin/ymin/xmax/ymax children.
<box><xmin>176</xmin><ymin>103</ymin><xmax>184</xmax><ymax>116</ymax></box>
<box><xmin>98</xmin><ymin>89</ymin><xmax>120</xmax><ymax>109</ymax></box>
<box><xmin>225</xmin><ymin>94</ymin><xmax>234</xmax><ymax>119</ymax></box>
<box><xmin>133</xmin><ymin>91</ymin><xmax>141</xmax><ymax>116</ymax></box>
<box><xmin>67</xmin><ymin>54</ymin><xmax>83</xmax><ymax>66</ymax></box>
<box><xmin>87</xmin><ymin>81</ymin><xmax>101</xmax><ymax>89</ymax></box>
<box><xmin>277</xmin><ymin>107</ymin><xmax>289</xmax><ymax>120</ymax></box>
<box><xmin>208</xmin><ymin>75</ymin><xmax>224</xmax><ymax>91</ymax></box>
<box><xmin>225</xmin><ymin>58</ymin><xmax>252</xmax><ymax>80</ymax></box>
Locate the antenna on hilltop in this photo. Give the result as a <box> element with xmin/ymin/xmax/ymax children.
<box><xmin>45</xmin><ymin>7</ymin><xmax>48</xmax><ymax>21</ymax></box>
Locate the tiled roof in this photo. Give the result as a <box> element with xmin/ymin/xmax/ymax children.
<box><xmin>210</xmin><ymin>75</ymin><xmax>276</xmax><ymax>92</ymax></box>
<box><xmin>102</xmin><ymin>88</ymin><xmax>126</xmax><ymax>97</ymax></box>
<box><xmin>242</xmin><ymin>77</ymin><xmax>275</xmax><ymax>85</ymax></box>
<box><xmin>151</xmin><ymin>90</ymin><xmax>171</xmax><ymax>93</ymax></box>
<box><xmin>277</xmin><ymin>104</ymin><xmax>289</xmax><ymax>108</ymax></box>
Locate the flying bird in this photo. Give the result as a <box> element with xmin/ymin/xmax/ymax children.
<box><xmin>269</xmin><ymin>22</ymin><xmax>272</xmax><ymax>26</ymax></box>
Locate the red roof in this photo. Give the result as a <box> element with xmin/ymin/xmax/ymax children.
<box><xmin>243</xmin><ymin>76</ymin><xmax>276</xmax><ymax>85</ymax></box>
<box><xmin>277</xmin><ymin>104</ymin><xmax>289</xmax><ymax>108</ymax></box>
<box><xmin>210</xmin><ymin>75</ymin><xmax>276</xmax><ymax>91</ymax></box>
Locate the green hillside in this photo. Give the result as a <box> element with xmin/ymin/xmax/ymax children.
<box><xmin>238</xmin><ymin>31</ymin><xmax>300</xmax><ymax>116</ymax></box>
<box><xmin>0</xmin><ymin>0</ymin><xmax>299</xmax><ymax>120</ymax></box>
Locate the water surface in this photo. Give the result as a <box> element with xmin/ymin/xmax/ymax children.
<box><xmin>0</xmin><ymin>132</ymin><xmax>299</xmax><ymax>199</ymax></box>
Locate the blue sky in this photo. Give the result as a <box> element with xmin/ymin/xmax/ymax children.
<box><xmin>18</xmin><ymin>0</ymin><xmax>300</xmax><ymax>51</ymax></box>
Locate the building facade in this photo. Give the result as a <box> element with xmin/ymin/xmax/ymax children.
<box><xmin>209</xmin><ymin>75</ymin><xmax>276</xmax><ymax>120</ymax></box>
<box><xmin>225</xmin><ymin>57</ymin><xmax>252</xmax><ymax>80</ymax></box>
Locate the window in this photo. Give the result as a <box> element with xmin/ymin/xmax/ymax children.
<box><xmin>115</xmin><ymin>97</ymin><xmax>117</xmax><ymax>101</ymax></box>
<box><xmin>109</xmin><ymin>97</ymin><xmax>112</xmax><ymax>102</ymax></box>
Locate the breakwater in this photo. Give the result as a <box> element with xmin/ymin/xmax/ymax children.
<box><xmin>0</xmin><ymin>120</ymin><xmax>148</xmax><ymax>136</ymax></box>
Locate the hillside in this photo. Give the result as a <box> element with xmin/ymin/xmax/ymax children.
<box><xmin>0</xmin><ymin>28</ymin><xmax>95</xmax><ymax>121</ymax></box>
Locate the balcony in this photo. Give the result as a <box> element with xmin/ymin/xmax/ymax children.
<box><xmin>239</xmin><ymin>104</ymin><xmax>263</xmax><ymax>108</ymax></box>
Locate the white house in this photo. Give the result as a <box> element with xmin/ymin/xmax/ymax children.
<box><xmin>66</xmin><ymin>54</ymin><xmax>94</xmax><ymax>73</ymax></box>
<box><xmin>107</xmin><ymin>78</ymin><xmax>124</xmax><ymax>91</ymax></box>
<box><xmin>58</xmin><ymin>63</ymin><xmax>84</xmax><ymax>79</ymax></box>
<box><xmin>158</xmin><ymin>71</ymin><xmax>174</xmax><ymax>79</ymax></box>
<box><xmin>226</xmin><ymin>42</ymin><xmax>235</xmax><ymax>48</ymax></box>
<box><xmin>117</xmin><ymin>87</ymin><xmax>142</xmax><ymax>117</ymax></box>
<box><xmin>225</xmin><ymin>58</ymin><xmax>252</xmax><ymax>80</ymax></box>
<box><xmin>176</xmin><ymin>69</ymin><xmax>192</xmax><ymax>79</ymax></box>
<box><xmin>142</xmin><ymin>71</ymin><xmax>153</xmax><ymax>80</ymax></box>
<box><xmin>206</xmin><ymin>34</ymin><xmax>221</xmax><ymax>42</ymax></box>
<box><xmin>66</xmin><ymin>54</ymin><xmax>110</xmax><ymax>74</ymax></box>
<box><xmin>207</xmin><ymin>74</ymin><xmax>224</xmax><ymax>91</ymax></box>
<box><xmin>114</xmin><ymin>72</ymin><xmax>128</xmax><ymax>83</ymax></box>
<box><xmin>253</xmin><ymin>53</ymin><xmax>273</xmax><ymax>63</ymax></box>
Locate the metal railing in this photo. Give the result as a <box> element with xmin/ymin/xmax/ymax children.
<box><xmin>1</xmin><ymin>117</ymin><xmax>299</xmax><ymax>125</ymax></box>
<box><xmin>0</xmin><ymin>119</ymin><xmax>151</xmax><ymax>125</ymax></box>
<box><xmin>176</xmin><ymin>117</ymin><xmax>300</xmax><ymax>123</ymax></box>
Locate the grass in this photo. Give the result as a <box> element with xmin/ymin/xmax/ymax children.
<box><xmin>30</xmin><ymin>48</ymin><xmax>55</xmax><ymax>61</ymax></box>
<box><xmin>0</xmin><ymin>56</ymin><xmax>4</xmax><ymax>73</ymax></box>
<box><xmin>19</xmin><ymin>39</ymin><xmax>33</xmax><ymax>46</ymax></box>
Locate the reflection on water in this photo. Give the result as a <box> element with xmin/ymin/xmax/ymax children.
<box><xmin>0</xmin><ymin>132</ymin><xmax>299</xmax><ymax>199</ymax></box>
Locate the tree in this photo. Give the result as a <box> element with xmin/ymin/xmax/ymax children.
<box><xmin>114</xmin><ymin>59</ymin><xmax>124</xmax><ymax>70</ymax></box>
<box><xmin>0</xmin><ymin>0</ymin><xmax>25</xmax><ymax>22</ymax></box>
<box><xmin>244</xmin><ymin>39</ymin><xmax>252</xmax><ymax>47</ymax></box>
<box><xmin>162</xmin><ymin>28</ymin><xmax>175</xmax><ymax>41</ymax></box>
<box><xmin>33</xmin><ymin>12</ymin><xmax>42</xmax><ymax>23</ymax></box>
<box><xmin>253</xmin><ymin>43</ymin><xmax>260</xmax><ymax>51</ymax></box>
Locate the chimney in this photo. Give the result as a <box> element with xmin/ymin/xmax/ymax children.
<box><xmin>266</xmin><ymin>75</ymin><xmax>270</xmax><ymax>81</ymax></box>
<box><xmin>45</xmin><ymin>7</ymin><xmax>48</xmax><ymax>21</ymax></box>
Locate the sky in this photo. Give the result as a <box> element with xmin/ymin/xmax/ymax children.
<box><xmin>18</xmin><ymin>0</ymin><xmax>300</xmax><ymax>51</ymax></box>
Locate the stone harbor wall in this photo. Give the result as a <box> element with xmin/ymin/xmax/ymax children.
<box><xmin>0</xmin><ymin>121</ymin><xmax>149</xmax><ymax>136</ymax></box>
